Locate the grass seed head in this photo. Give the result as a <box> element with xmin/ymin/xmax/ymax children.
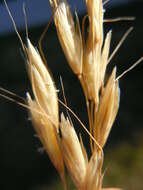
<box><xmin>50</xmin><ymin>0</ymin><xmax>83</xmax><ymax>75</ymax></box>
<box><xmin>4</xmin><ymin>0</ymin><xmax>134</xmax><ymax>189</ymax></box>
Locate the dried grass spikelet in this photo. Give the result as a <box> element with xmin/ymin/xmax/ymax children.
<box><xmin>27</xmin><ymin>95</ymin><xmax>64</xmax><ymax>173</ymax></box>
<box><xmin>82</xmin><ymin>0</ymin><xmax>111</xmax><ymax>104</ymax></box>
<box><xmin>85</xmin><ymin>0</ymin><xmax>103</xmax><ymax>46</ymax></box>
<box><xmin>49</xmin><ymin>0</ymin><xmax>83</xmax><ymax>75</ymax></box>
<box><xmin>25</xmin><ymin>39</ymin><xmax>65</xmax><ymax>186</ymax></box>
<box><xmin>59</xmin><ymin>113</ymin><xmax>87</xmax><ymax>189</ymax></box>
<box><xmin>59</xmin><ymin>113</ymin><xmax>105</xmax><ymax>190</ymax></box>
<box><xmin>26</xmin><ymin>39</ymin><xmax>59</xmax><ymax>128</ymax></box>
<box><xmin>94</xmin><ymin>67</ymin><xmax>120</xmax><ymax>148</ymax></box>
<box><xmin>84</xmin><ymin>149</ymin><xmax>103</xmax><ymax>190</ymax></box>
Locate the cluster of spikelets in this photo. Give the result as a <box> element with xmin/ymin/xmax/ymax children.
<box><xmin>3</xmin><ymin>0</ymin><xmax>143</xmax><ymax>188</ymax></box>
<box><xmin>4</xmin><ymin>0</ymin><xmax>121</xmax><ymax>189</ymax></box>
<box><xmin>25</xmin><ymin>0</ymin><xmax>121</xmax><ymax>189</ymax></box>
<box><xmin>24</xmin><ymin>0</ymin><xmax>121</xmax><ymax>190</ymax></box>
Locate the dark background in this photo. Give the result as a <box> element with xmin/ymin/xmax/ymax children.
<box><xmin>0</xmin><ymin>0</ymin><xmax>143</xmax><ymax>190</ymax></box>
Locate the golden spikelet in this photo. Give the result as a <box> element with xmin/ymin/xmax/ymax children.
<box><xmin>59</xmin><ymin>113</ymin><xmax>86</xmax><ymax>189</ymax></box>
<box><xmin>26</xmin><ymin>39</ymin><xmax>59</xmax><ymax>128</ymax></box>
<box><xmin>85</xmin><ymin>0</ymin><xmax>104</xmax><ymax>46</ymax></box>
<box><xmin>82</xmin><ymin>0</ymin><xmax>104</xmax><ymax>103</ymax></box>
<box><xmin>100</xmin><ymin>31</ymin><xmax>112</xmax><ymax>87</ymax></box>
<box><xmin>50</xmin><ymin>0</ymin><xmax>83</xmax><ymax>75</ymax></box>
<box><xmin>84</xmin><ymin>149</ymin><xmax>103</xmax><ymax>190</ymax></box>
<box><xmin>25</xmin><ymin>39</ymin><xmax>65</xmax><ymax>187</ymax></box>
<box><xmin>59</xmin><ymin>113</ymin><xmax>104</xmax><ymax>190</ymax></box>
<box><xmin>94</xmin><ymin>67</ymin><xmax>120</xmax><ymax>147</ymax></box>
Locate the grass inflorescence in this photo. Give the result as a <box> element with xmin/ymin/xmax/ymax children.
<box><xmin>1</xmin><ymin>0</ymin><xmax>143</xmax><ymax>190</ymax></box>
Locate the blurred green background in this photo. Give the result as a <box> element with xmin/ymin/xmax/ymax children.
<box><xmin>0</xmin><ymin>1</ymin><xmax>143</xmax><ymax>190</ymax></box>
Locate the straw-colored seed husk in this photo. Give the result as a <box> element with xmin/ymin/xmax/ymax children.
<box><xmin>27</xmin><ymin>94</ymin><xmax>64</xmax><ymax>175</ymax></box>
<box><xmin>86</xmin><ymin>0</ymin><xmax>103</xmax><ymax>47</ymax></box>
<box><xmin>94</xmin><ymin>67</ymin><xmax>120</xmax><ymax>147</ymax></box>
<box><xmin>25</xmin><ymin>39</ymin><xmax>65</xmax><ymax>185</ymax></box>
<box><xmin>26</xmin><ymin>39</ymin><xmax>59</xmax><ymax>128</ymax></box>
<box><xmin>100</xmin><ymin>31</ymin><xmax>112</xmax><ymax>87</ymax></box>
<box><xmin>84</xmin><ymin>149</ymin><xmax>103</xmax><ymax>190</ymax></box>
<box><xmin>60</xmin><ymin>113</ymin><xmax>86</xmax><ymax>189</ymax></box>
<box><xmin>50</xmin><ymin>0</ymin><xmax>83</xmax><ymax>75</ymax></box>
<box><xmin>82</xmin><ymin>0</ymin><xmax>104</xmax><ymax>103</ymax></box>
